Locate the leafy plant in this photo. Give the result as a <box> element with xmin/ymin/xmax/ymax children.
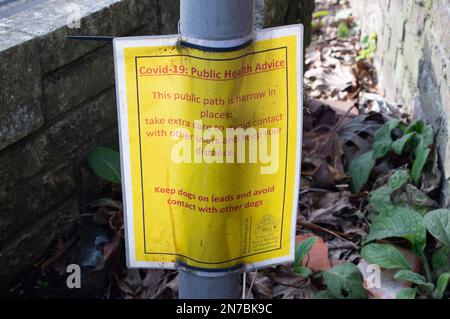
<box><xmin>311</xmin><ymin>10</ymin><xmax>330</xmax><ymax>32</ymax></box>
<box><xmin>434</xmin><ymin>273</ymin><xmax>450</xmax><ymax>299</ymax></box>
<box><xmin>356</xmin><ymin>32</ymin><xmax>377</xmax><ymax>61</ymax></box>
<box><xmin>432</xmin><ymin>246</ymin><xmax>450</xmax><ymax>276</ymax></box>
<box><xmin>337</xmin><ymin>22</ymin><xmax>350</xmax><ymax>38</ymax></box>
<box><xmin>363</xmin><ymin>188</ymin><xmax>450</xmax><ymax>298</ymax></box>
<box><xmin>294</xmin><ymin>237</ymin><xmax>317</xmax><ymax>277</ymax></box>
<box><xmin>313</xmin><ymin>10</ymin><xmax>331</xmax><ymax>19</ymax></box>
<box><xmin>394</xmin><ymin>270</ymin><xmax>434</xmax><ymax>291</ymax></box>
<box><xmin>356</xmin><ymin>143</ymin><xmax>449</xmax><ymax>298</ymax></box>
<box><xmin>88</xmin><ymin>147</ymin><xmax>122</xmax><ymax>184</ymax></box>
<box><xmin>361</xmin><ymin>244</ymin><xmax>411</xmax><ymax>270</ymax></box>
<box><xmin>349</xmin><ymin>119</ymin><xmax>434</xmax><ymax>193</ymax></box>
<box><xmin>389</xmin><ymin>169</ymin><xmax>410</xmax><ymax>192</ymax></box>
<box><xmin>349</xmin><ymin>151</ymin><xmax>376</xmax><ymax>194</ymax></box>
<box><xmin>316</xmin><ymin>263</ymin><xmax>367</xmax><ymax>299</ymax></box>
<box><xmin>396</xmin><ymin>288</ymin><xmax>417</xmax><ymax>299</ymax></box>
<box><xmin>365</xmin><ymin>206</ymin><xmax>426</xmax><ymax>253</ymax></box>
<box><xmin>424</xmin><ymin>209</ymin><xmax>450</xmax><ymax>246</ymax></box>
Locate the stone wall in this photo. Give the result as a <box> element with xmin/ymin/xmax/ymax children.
<box><xmin>265</xmin><ymin>0</ymin><xmax>315</xmax><ymax>47</ymax></box>
<box><xmin>0</xmin><ymin>0</ymin><xmax>180</xmax><ymax>284</ymax></box>
<box><xmin>350</xmin><ymin>0</ymin><xmax>450</xmax><ymax>187</ymax></box>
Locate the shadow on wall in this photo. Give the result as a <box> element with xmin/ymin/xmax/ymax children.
<box><xmin>414</xmin><ymin>39</ymin><xmax>448</xmax><ymax>206</ymax></box>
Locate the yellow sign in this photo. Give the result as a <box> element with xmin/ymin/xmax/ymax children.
<box><xmin>114</xmin><ymin>26</ymin><xmax>303</xmax><ymax>270</ymax></box>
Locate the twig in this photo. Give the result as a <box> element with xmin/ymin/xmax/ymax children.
<box><xmin>262</xmin><ymin>269</ymin><xmax>311</xmax><ymax>289</ymax></box>
<box><xmin>242</xmin><ymin>272</ymin><xmax>246</xmax><ymax>299</ymax></box>
<box><xmin>300</xmin><ymin>187</ymin><xmax>337</xmax><ymax>195</ymax></box>
<box><xmin>246</xmin><ymin>270</ymin><xmax>258</xmax><ymax>299</ymax></box>
<box><xmin>301</xmin><ymin>222</ymin><xmax>358</xmax><ymax>248</ymax></box>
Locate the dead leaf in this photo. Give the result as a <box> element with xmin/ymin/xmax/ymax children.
<box><xmin>338</xmin><ymin>112</ymin><xmax>385</xmax><ymax>160</ymax></box>
<box><xmin>115</xmin><ymin>274</ymin><xmax>136</xmax><ymax>298</ymax></box>
<box><xmin>142</xmin><ymin>269</ymin><xmax>166</xmax><ymax>298</ymax></box>
<box><xmin>358</xmin><ymin>92</ymin><xmax>404</xmax><ymax>117</ymax></box>
<box><xmin>320</xmin><ymin>99</ymin><xmax>358</xmax><ymax>116</ymax></box>
<box><xmin>267</xmin><ymin>266</ymin><xmax>317</xmax><ymax>299</ymax></box>
<box><xmin>296</xmin><ymin>234</ymin><xmax>331</xmax><ymax>271</ymax></box>
<box><xmin>167</xmin><ymin>274</ymin><xmax>179</xmax><ymax>293</ymax></box>
<box><xmin>247</xmin><ymin>271</ymin><xmax>273</xmax><ymax>299</ymax></box>
<box><xmin>40</xmin><ymin>236</ymin><xmax>78</xmax><ymax>275</ymax></box>
<box><xmin>304</xmin><ymin>191</ymin><xmax>353</xmax><ymax>227</ymax></box>
<box><xmin>94</xmin><ymin>231</ymin><xmax>121</xmax><ymax>271</ymax></box>
<box><xmin>324</xmin><ymin>62</ymin><xmax>355</xmax><ymax>92</ymax></box>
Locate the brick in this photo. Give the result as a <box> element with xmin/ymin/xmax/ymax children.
<box><xmin>0</xmin><ymin>199</ymin><xmax>79</xmax><ymax>284</ymax></box>
<box><xmin>0</xmin><ymin>163</ymin><xmax>76</xmax><ymax>243</ymax></box>
<box><xmin>42</xmin><ymin>45</ymin><xmax>115</xmax><ymax>120</ymax></box>
<box><xmin>0</xmin><ymin>89</ymin><xmax>117</xmax><ymax>189</ymax></box>
<box><xmin>46</xmin><ymin>89</ymin><xmax>118</xmax><ymax>156</ymax></box>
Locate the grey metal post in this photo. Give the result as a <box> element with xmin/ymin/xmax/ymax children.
<box><xmin>180</xmin><ymin>0</ymin><xmax>254</xmax><ymax>46</ymax></box>
<box><xmin>178</xmin><ymin>0</ymin><xmax>255</xmax><ymax>299</ymax></box>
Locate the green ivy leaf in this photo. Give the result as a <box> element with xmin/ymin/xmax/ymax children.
<box><xmin>315</xmin><ymin>291</ymin><xmax>337</xmax><ymax>299</ymax></box>
<box><xmin>422</xmin><ymin>125</ymin><xmax>434</xmax><ymax>148</ymax></box>
<box><xmin>313</xmin><ymin>10</ymin><xmax>331</xmax><ymax>19</ymax></box>
<box><xmin>373</xmin><ymin>124</ymin><xmax>393</xmax><ymax>159</ymax></box>
<box><xmin>389</xmin><ymin>170</ymin><xmax>410</xmax><ymax>192</ymax></box>
<box><xmin>368</xmin><ymin>187</ymin><xmax>394</xmax><ymax>214</ymax></box>
<box><xmin>337</xmin><ymin>22</ymin><xmax>350</xmax><ymax>38</ymax></box>
<box><xmin>372</xmin><ymin>119</ymin><xmax>401</xmax><ymax>158</ymax></box>
<box><xmin>295</xmin><ymin>266</ymin><xmax>313</xmax><ymax>278</ymax></box>
<box><xmin>402</xmin><ymin>184</ymin><xmax>436</xmax><ymax>215</ymax></box>
<box><xmin>423</xmin><ymin>209</ymin><xmax>450</xmax><ymax>246</ymax></box>
<box><xmin>434</xmin><ymin>273</ymin><xmax>450</xmax><ymax>299</ymax></box>
<box><xmin>322</xmin><ymin>263</ymin><xmax>367</xmax><ymax>299</ymax></box>
<box><xmin>349</xmin><ymin>151</ymin><xmax>376</xmax><ymax>193</ymax></box>
<box><xmin>295</xmin><ymin>237</ymin><xmax>317</xmax><ymax>267</ymax></box>
<box><xmin>432</xmin><ymin>246</ymin><xmax>450</xmax><ymax>275</ymax></box>
<box><xmin>396</xmin><ymin>288</ymin><xmax>417</xmax><ymax>299</ymax></box>
<box><xmin>391</xmin><ymin>132</ymin><xmax>415</xmax><ymax>155</ymax></box>
<box><xmin>411</xmin><ymin>146</ymin><xmax>430</xmax><ymax>185</ymax></box>
<box><xmin>394</xmin><ymin>270</ymin><xmax>434</xmax><ymax>291</ymax></box>
<box><xmin>365</xmin><ymin>207</ymin><xmax>426</xmax><ymax>253</ymax></box>
<box><xmin>406</xmin><ymin>120</ymin><xmax>424</xmax><ymax>134</ymax></box>
<box><xmin>361</xmin><ymin>244</ymin><xmax>411</xmax><ymax>270</ymax></box>
<box><xmin>87</xmin><ymin>147</ymin><xmax>121</xmax><ymax>184</ymax></box>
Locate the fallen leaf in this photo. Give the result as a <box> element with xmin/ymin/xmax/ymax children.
<box><xmin>115</xmin><ymin>274</ymin><xmax>136</xmax><ymax>297</ymax></box>
<box><xmin>40</xmin><ymin>236</ymin><xmax>78</xmax><ymax>276</ymax></box>
<box><xmin>267</xmin><ymin>266</ymin><xmax>317</xmax><ymax>299</ymax></box>
<box><xmin>167</xmin><ymin>274</ymin><xmax>179</xmax><ymax>293</ymax></box>
<box><xmin>247</xmin><ymin>271</ymin><xmax>273</xmax><ymax>298</ymax></box>
<box><xmin>320</xmin><ymin>99</ymin><xmax>358</xmax><ymax>116</ymax></box>
<box><xmin>296</xmin><ymin>234</ymin><xmax>331</xmax><ymax>271</ymax></box>
<box><xmin>324</xmin><ymin>62</ymin><xmax>355</xmax><ymax>92</ymax></box>
<box><xmin>141</xmin><ymin>269</ymin><xmax>166</xmax><ymax>298</ymax></box>
<box><xmin>305</xmin><ymin>191</ymin><xmax>353</xmax><ymax>227</ymax></box>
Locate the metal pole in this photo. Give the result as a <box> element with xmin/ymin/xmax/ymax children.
<box><xmin>180</xmin><ymin>0</ymin><xmax>254</xmax><ymax>47</ymax></box>
<box><xmin>178</xmin><ymin>0</ymin><xmax>255</xmax><ymax>299</ymax></box>
<box><xmin>178</xmin><ymin>267</ymin><xmax>242</xmax><ymax>299</ymax></box>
